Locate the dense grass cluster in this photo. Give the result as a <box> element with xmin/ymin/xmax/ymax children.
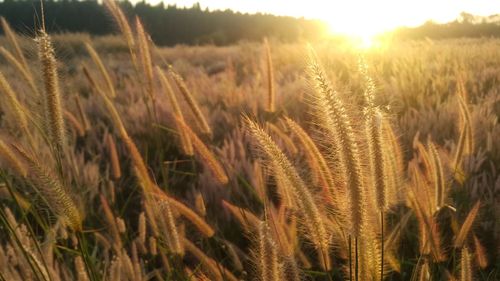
<box><xmin>0</xmin><ymin>2</ymin><xmax>499</xmax><ymax>280</ymax></box>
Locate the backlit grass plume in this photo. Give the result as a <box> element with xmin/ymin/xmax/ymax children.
<box><xmin>14</xmin><ymin>146</ymin><xmax>82</xmax><ymax>232</ymax></box>
<box><xmin>104</xmin><ymin>0</ymin><xmax>138</xmax><ymax>71</ymax></box>
<box><xmin>264</xmin><ymin>38</ymin><xmax>275</xmax><ymax>113</ymax></box>
<box><xmin>0</xmin><ymin>71</ymin><xmax>30</xmax><ymax>138</ymax></box>
<box><xmin>156</xmin><ymin>66</ymin><xmax>193</xmax><ymax>155</ymax></box>
<box><xmin>36</xmin><ymin>31</ymin><xmax>66</xmax><ymax>151</ymax></box>
<box><xmin>244</xmin><ymin>116</ymin><xmax>331</xmax><ymax>270</ymax></box>
<box><xmin>0</xmin><ymin>17</ymin><xmax>28</xmax><ymax>71</ymax></box>
<box><xmin>284</xmin><ymin>117</ymin><xmax>336</xmax><ymax>204</ymax></box>
<box><xmin>0</xmin><ymin>47</ymin><xmax>39</xmax><ymax>96</ymax></box>
<box><xmin>307</xmin><ymin>48</ymin><xmax>365</xmax><ymax>238</ymax></box>
<box><xmin>169</xmin><ymin>68</ymin><xmax>212</xmax><ymax>136</ymax></box>
<box><xmin>85</xmin><ymin>43</ymin><xmax>116</xmax><ymax>98</ymax></box>
<box><xmin>176</xmin><ymin>118</ymin><xmax>228</xmax><ymax>185</ymax></box>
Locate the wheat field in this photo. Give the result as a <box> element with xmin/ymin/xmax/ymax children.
<box><xmin>0</xmin><ymin>2</ymin><xmax>499</xmax><ymax>281</ymax></box>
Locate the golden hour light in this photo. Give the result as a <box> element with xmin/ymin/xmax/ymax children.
<box><xmin>1</xmin><ymin>0</ymin><xmax>499</xmax><ymax>280</ymax></box>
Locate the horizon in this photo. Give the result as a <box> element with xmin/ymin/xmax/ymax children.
<box><xmin>133</xmin><ymin>0</ymin><xmax>500</xmax><ymax>37</ymax></box>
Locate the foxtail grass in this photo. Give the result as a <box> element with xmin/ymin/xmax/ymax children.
<box><xmin>176</xmin><ymin>118</ymin><xmax>228</xmax><ymax>185</ymax></box>
<box><xmin>14</xmin><ymin>146</ymin><xmax>82</xmax><ymax>232</ymax></box>
<box><xmin>85</xmin><ymin>43</ymin><xmax>116</xmax><ymax>98</ymax></box>
<box><xmin>244</xmin><ymin>117</ymin><xmax>331</xmax><ymax>270</ymax></box>
<box><xmin>307</xmin><ymin>48</ymin><xmax>365</xmax><ymax>239</ymax></box>
<box><xmin>0</xmin><ymin>72</ymin><xmax>31</xmax><ymax>139</ymax></box>
<box><xmin>460</xmin><ymin>247</ymin><xmax>472</xmax><ymax>281</ymax></box>
<box><xmin>0</xmin><ymin>17</ymin><xmax>28</xmax><ymax>71</ymax></box>
<box><xmin>169</xmin><ymin>68</ymin><xmax>212</xmax><ymax>136</ymax></box>
<box><xmin>36</xmin><ymin>31</ymin><xmax>66</xmax><ymax>151</ymax></box>
<box><xmin>156</xmin><ymin>66</ymin><xmax>193</xmax><ymax>155</ymax></box>
<box><xmin>0</xmin><ymin>47</ymin><xmax>39</xmax><ymax>96</ymax></box>
<box><xmin>263</xmin><ymin>38</ymin><xmax>275</xmax><ymax>113</ymax></box>
<box><xmin>454</xmin><ymin>201</ymin><xmax>480</xmax><ymax>248</ymax></box>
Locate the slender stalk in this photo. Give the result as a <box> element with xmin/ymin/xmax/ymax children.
<box><xmin>355</xmin><ymin>237</ymin><xmax>359</xmax><ymax>281</ymax></box>
<box><xmin>381</xmin><ymin>211</ymin><xmax>384</xmax><ymax>281</ymax></box>
<box><xmin>349</xmin><ymin>235</ymin><xmax>353</xmax><ymax>281</ymax></box>
<box><xmin>76</xmin><ymin>232</ymin><xmax>99</xmax><ymax>281</ymax></box>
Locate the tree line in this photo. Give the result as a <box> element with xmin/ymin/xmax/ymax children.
<box><xmin>1</xmin><ymin>1</ymin><xmax>499</xmax><ymax>45</ymax></box>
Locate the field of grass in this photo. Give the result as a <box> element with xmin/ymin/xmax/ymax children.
<box><xmin>0</xmin><ymin>2</ymin><xmax>499</xmax><ymax>281</ymax></box>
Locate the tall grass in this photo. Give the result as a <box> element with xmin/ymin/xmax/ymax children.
<box><xmin>0</xmin><ymin>4</ymin><xmax>498</xmax><ymax>281</ymax></box>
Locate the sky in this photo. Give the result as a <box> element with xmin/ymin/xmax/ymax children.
<box><xmin>138</xmin><ymin>0</ymin><xmax>500</xmax><ymax>36</ymax></box>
